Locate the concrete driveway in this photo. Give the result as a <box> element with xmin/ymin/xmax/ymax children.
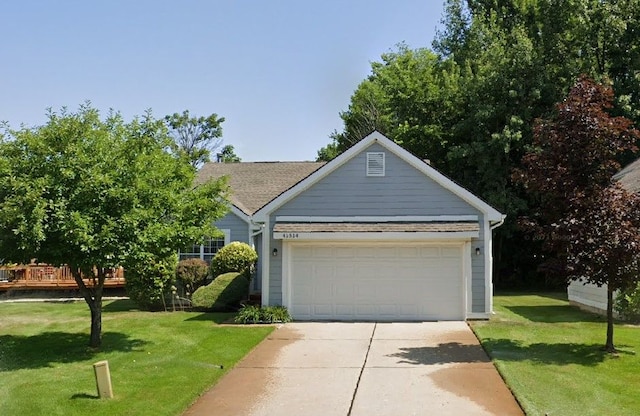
<box><xmin>183</xmin><ymin>322</ymin><xmax>523</xmax><ymax>416</ymax></box>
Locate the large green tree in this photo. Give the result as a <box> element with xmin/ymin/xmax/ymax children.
<box><xmin>0</xmin><ymin>104</ymin><xmax>228</xmax><ymax>347</ymax></box>
<box><xmin>165</xmin><ymin>110</ymin><xmax>225</xmax><ymax>169</ymax></box>
<box><xmin>319</xmin><ymin>0</ymin><xmax>640</xmax><ymax>287</ymax></box>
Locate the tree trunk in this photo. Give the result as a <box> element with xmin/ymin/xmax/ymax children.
<box><xmin>605</xmin><ymin>284</ymin><xmax>616</xmax><ymax>353</ymax></box>
<box><xmin>89</xmin><ymin>300</ymin><xmax>102</xmax><ymax>348</ymax></box>
<box><xmin>71</xmin><ymin>265</ymin><xmax>106</xmax><ymax>349</ymax></box>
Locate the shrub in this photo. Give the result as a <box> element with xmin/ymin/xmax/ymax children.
<box><xmin>234</xmin><ymin>304</ymin><xmax>262</xmax><ymax>324</ymax></box>
<box><xmin>234</xmin><ymin>305</ymin><xmax>292</xmax><ymax>324</ymax></box>
<box><xmin>615</xmin><ymin>282</ymin><xmax>640</xmax><ymax>322</ymax></box>
<box><xmin>126</xmin><ymin>255</ymin><xmax>178</xmax><ymax>311</ymax></box>
<box><xmin>175</xmin><ymin>258</ymin><xmax>209</xmax><ymax>292</ymax></box>
<box><xmin>191</xmin><ymin>272</ymin><xmax>248</xmax><ymax>311</ymax></box>
<box><xmin>210</xmin><ymin>242</ymin><xmax>258</xmax><ymax>279</ymax></box>
<box><xmin>261</xmin><ymin>306</ymin><xmax>292</xmax><ymax>323</ymax></box>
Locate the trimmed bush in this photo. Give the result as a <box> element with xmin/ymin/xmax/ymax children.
<box><xmin>191</xmin><ymin>272</ymin><xmax>248</xmax><ymax>311</ymax></box>
<box><xmin>615</xmin><ymin>282</ymin><xmax>640</xmax><ymax>322</ymax></box>
<box><xmin>235</xmin><ymin>305</ymin><xmax>292</xmax><ymax>324</ymax></box>
<box><xmin>175</xmin><ymin>258</ymin><xmax>209</xmax><ymax>292</ymax></box>
<box><xmin>210</xmin><ymin>241</ymin><xmax>258</xmax><ymax>279</ymax></box>
<box><xmin>126</xmin><ymin>254</ymin><xmax>178</xmax><ymax>311</ymax></box>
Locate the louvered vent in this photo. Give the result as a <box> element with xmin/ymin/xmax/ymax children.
<box><xmin>366</xmin><ymin>152</ymin><xmax>385</xmax><ymax>176</ymax></box>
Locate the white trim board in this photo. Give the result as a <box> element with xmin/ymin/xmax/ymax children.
<box><xmin>260</xmin><ymin>217</ymin><xmax>270</xmax><ymax>306</ymax></box>
<box><xmin>483</xmin><ymin>218</ymin><xmax>493</xmax><ymax>315</ymax></box>
<box><xmin>273</xmin><ymin>231</ymin><xmax>479</xmax><ymax>241</ymax></box>
<box><xmin>275</xmin><ymin>215</ymin><xmax>479</xmax><ymax>223</ymax></box>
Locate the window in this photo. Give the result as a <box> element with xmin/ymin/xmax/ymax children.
<box><xmin>179</xmin><ymin>229</ymin><xmax>230</xmax><ymax>264</ymax></box>
<box><xmin>366</xmin><ymin>152</ymin><xmax>385</xmax><ymax>176</ymax></box>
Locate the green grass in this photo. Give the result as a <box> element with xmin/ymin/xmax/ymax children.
<box><xmin>0</xmin><ymin>299</ymin><xmax>274</xmax><ymax>416</ymax></box>
<box><xmin>471</xmin><ymin>293</ymin><xmax>640</xmax><ymax>416</ymax></box>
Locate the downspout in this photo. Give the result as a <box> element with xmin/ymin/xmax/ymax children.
<box><xmin>490</xmin><ymin>214</ymin><xmax>506</xmax><ymax>230</ymax></box>
<box><xmin>488</xmin><ymin>214</ymin><xmax>506</xmax><ymax>315</ymax></box>
<box><xmin>251</xmin><ymin>222</ymin><xmax>264</xmax><ymax>237</ymax></box>
<box><xmin>249</xmin><ymin>220</ymin><xmax>264</xmax><ymax>293</ymax></box>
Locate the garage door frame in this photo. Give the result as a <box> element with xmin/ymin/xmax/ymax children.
<box><xmin>281</xmin><ymin>239</ymin><xmax>472</xmax><ymax>320</ymax></box>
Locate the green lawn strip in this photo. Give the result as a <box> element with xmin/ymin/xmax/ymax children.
<box><xmin>470</xmin><ymin>293</ymin><xmax>640</xmax><ymax>416</ymax></box>
<box><xmin>0</xmin><ymin>299</ymin><xmax>274</xmax><ymax>416</ymax></box>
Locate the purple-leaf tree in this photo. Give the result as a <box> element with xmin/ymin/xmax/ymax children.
<box><xmin>515</xmin><ymin>76</ymin><xmax>640</xmax><ymax>352</ymax></box>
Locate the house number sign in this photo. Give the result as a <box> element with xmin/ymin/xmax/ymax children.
<box><xmin>281</xmin><ymin>233</ymin><xmax>299</xmax><ymax>239</ymax></box>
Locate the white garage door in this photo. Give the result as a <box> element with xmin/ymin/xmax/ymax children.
<box><xmin>288</xmin><ymin>242</ymin><xmax>464</xmax><ymax>321</ymax></box>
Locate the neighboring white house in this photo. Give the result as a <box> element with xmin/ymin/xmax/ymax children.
<box><xmin>567</xmin><ymin>156</ymin><xmax>640</xmax><ymax>314</ymax></box>
<box><xmin>197</xmin><ymin>131</ymin><xmax>505</xmax><ymax>321</ymax></box>
<box><xmin>567</xmin><ymin>279</ymin><xmax>614</xmax><ymax>315</ymax></box>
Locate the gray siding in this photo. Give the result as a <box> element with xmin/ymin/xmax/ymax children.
<box><xmin>267</xmin><ymin>143</ymin><xmax>489</xmax><ymax>311</ymax></box>
<box><xmin>269</xmin><ymin>238</ymin><xmax>283</xmax><ymax>305</ymax></box>
<box><xmin>275</xmin><ymin>143</ymin><xmax>480</xmax><ymax>216</ymax></box>
<box><xmin>216</xmin><ymin>211</ymin><xmax>265</xmax><ymax>292</ymax></box>
<box><xmin>215</xmin><ymin>211</ymin><xmax>249</xmax><ymax>244</ymax></box>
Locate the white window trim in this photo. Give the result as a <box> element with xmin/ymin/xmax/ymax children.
<box><xmin>179</xmin><ymin>229</ymin><xmax>230</xmax><ymax>261</ymax></box>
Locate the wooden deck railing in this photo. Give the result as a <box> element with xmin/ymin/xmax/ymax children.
<box><xmin>0</xmin><ymin>264</ymin><xmax>125</xmax><ymax>291</ymax></box>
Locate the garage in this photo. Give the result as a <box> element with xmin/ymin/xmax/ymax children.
<box><xmin>285</xmin><ymin>242</ymin><xmax>466</xmax><ymax>321</ymax></box>
<box><xmin>251</xmin><ymin>132</ymin><xmax>504</xmax><ymax>319</ymax></box>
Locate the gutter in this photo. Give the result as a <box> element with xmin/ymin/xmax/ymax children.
<box><xmin>251</xmin><ymin>221</ymin><xmax>264</xmax><ymax>237</ymax></box>
<box><xmin>490</xmin><ymin>214</ymin><xmax>506</xmax><ymax>230</ymax></box>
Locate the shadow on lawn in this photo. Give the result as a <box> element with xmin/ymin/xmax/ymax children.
<box><xmin>0</xmin><ymin>331</ymin><xmax>147</xmax><ymax>371</ymax></box>
<box><xmin>482</xmin><ymin>338</ymin><xmax>634</xmax><ymax>366</ymax></box>
<box><xmin>70</xmin><ymin>393</ymin><xmax>99</xmax><ymax>400</ymax></box>
<box><xmin>505</xmin><ymin>305</ymin><xmax>605</xmax><ymax>323</ymax></box>
<box><xmin>387</xmin><ymin>342</ymin><xmax>491</xmax><ymax>365</ymax></box>
<box><xmin>185</xmin><ymin>312</ymin><xmax>236</xmax><ymax>324</ymax></box>
<box><xmin>103</xmin><ymin>299</ymin><xmax>142</xmax><ymax>312</ymax></box>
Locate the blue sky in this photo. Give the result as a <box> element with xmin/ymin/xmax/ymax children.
<box><xmin>3</xmin><ymin>1</ymin><xmax>445</xmax><ymax>161</ymax></box>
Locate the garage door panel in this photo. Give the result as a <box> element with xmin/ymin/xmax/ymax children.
<box><xmin>312</xmin><ymin>246</ymin><xmax>334</xmax><ymax>258</ymax></box>
<box><xmin>291</xmin><ymin>304</ymin><xmax>311</xmax><ymax>317</ymax></box>
<box><xmin>442</xmin><ymin>247</ymin><xmax>462</xmax><ymax>257</ymax></box>
<box><xmin>420</xmin><ymin>246</ymin><xmax>441</xmax><ymax>257</ymax></box>
<box><xmin>313</xmin><ymin>304</ymin><xmax>333</xmax><ymax>316</ymax></box>
<box><xmin>398</xmin><ymin>246</ymin><xmax>419</xmax><ymax>257</ymax></box>
<box><xmin>356</xmin><ymin>304</ymin><xmax>376</xmax><ymax>317</ymax></box>
<box><xmin>336</xmin><ymin>247</ymin><xmax>355</xmax><ymax>257</ymax></box>
<box><xmin>335</xmin><ymin>304</ymin><xmax>354</xmax><ymax>317</ymax></box>
<box><xmin>290</xmin><ymin>243</ymin><xmax>464</xmax><ymax>321</ymax></box>
<box><xmin>334</xmin><ymin>283</ymin><xmax>354</xmax><ymax>303</ymax></box>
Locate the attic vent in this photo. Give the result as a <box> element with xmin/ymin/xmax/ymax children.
<box><xmin>366</xmin><ymin>152</ymin><xmax>385</xmax><ymax>177</ymax></box>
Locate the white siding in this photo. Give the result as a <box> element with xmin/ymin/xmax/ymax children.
<box><xmin>568</xmin><ymin>279</ymin><xmax>612</xmax><ymax>314</ymax></box>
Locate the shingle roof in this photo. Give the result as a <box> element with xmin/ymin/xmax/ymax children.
<box><xmin>195</xmin><ymin>161</ymin><xmax>326</xmax><ymax>215</ymax></box>
<box><xmin>273</xmin><ymin>222</ymin><xmax>480</xmax><ymax>233</ymax></box>
<box><xmin>614</xmin><ymin>158</ymin><xmax>640</xmax><ymax>193</ymax></box>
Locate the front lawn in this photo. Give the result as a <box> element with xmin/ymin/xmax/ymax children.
<box><xmin>471</xmin><ymin>293</ymin><xmax>640</xmax><ymax>416</ymax></box>
<box><xmin>0</xmin><ymin>299</ymin><xmax>274</xmax><ymax>416</ymax></box>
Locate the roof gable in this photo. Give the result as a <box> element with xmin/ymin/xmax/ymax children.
<box><xmin>196</xmin><ymin>161</ymin><xmax>325</xmax><ymax>215</ymax></box>
<box><xmin>253</xmin><ymin>131</ymin><xmax>504</xmax><ymax>222</ymax></box>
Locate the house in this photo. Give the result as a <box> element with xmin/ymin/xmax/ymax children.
<box><xmin>568</xmin><ymin>157</ymin><xmax>640</xmax><ymax>314</ymax></box>
<box><xmin>195</xmin><ymin>131</ymin><xmax>505</xmax><ymax>320</ymax></box>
